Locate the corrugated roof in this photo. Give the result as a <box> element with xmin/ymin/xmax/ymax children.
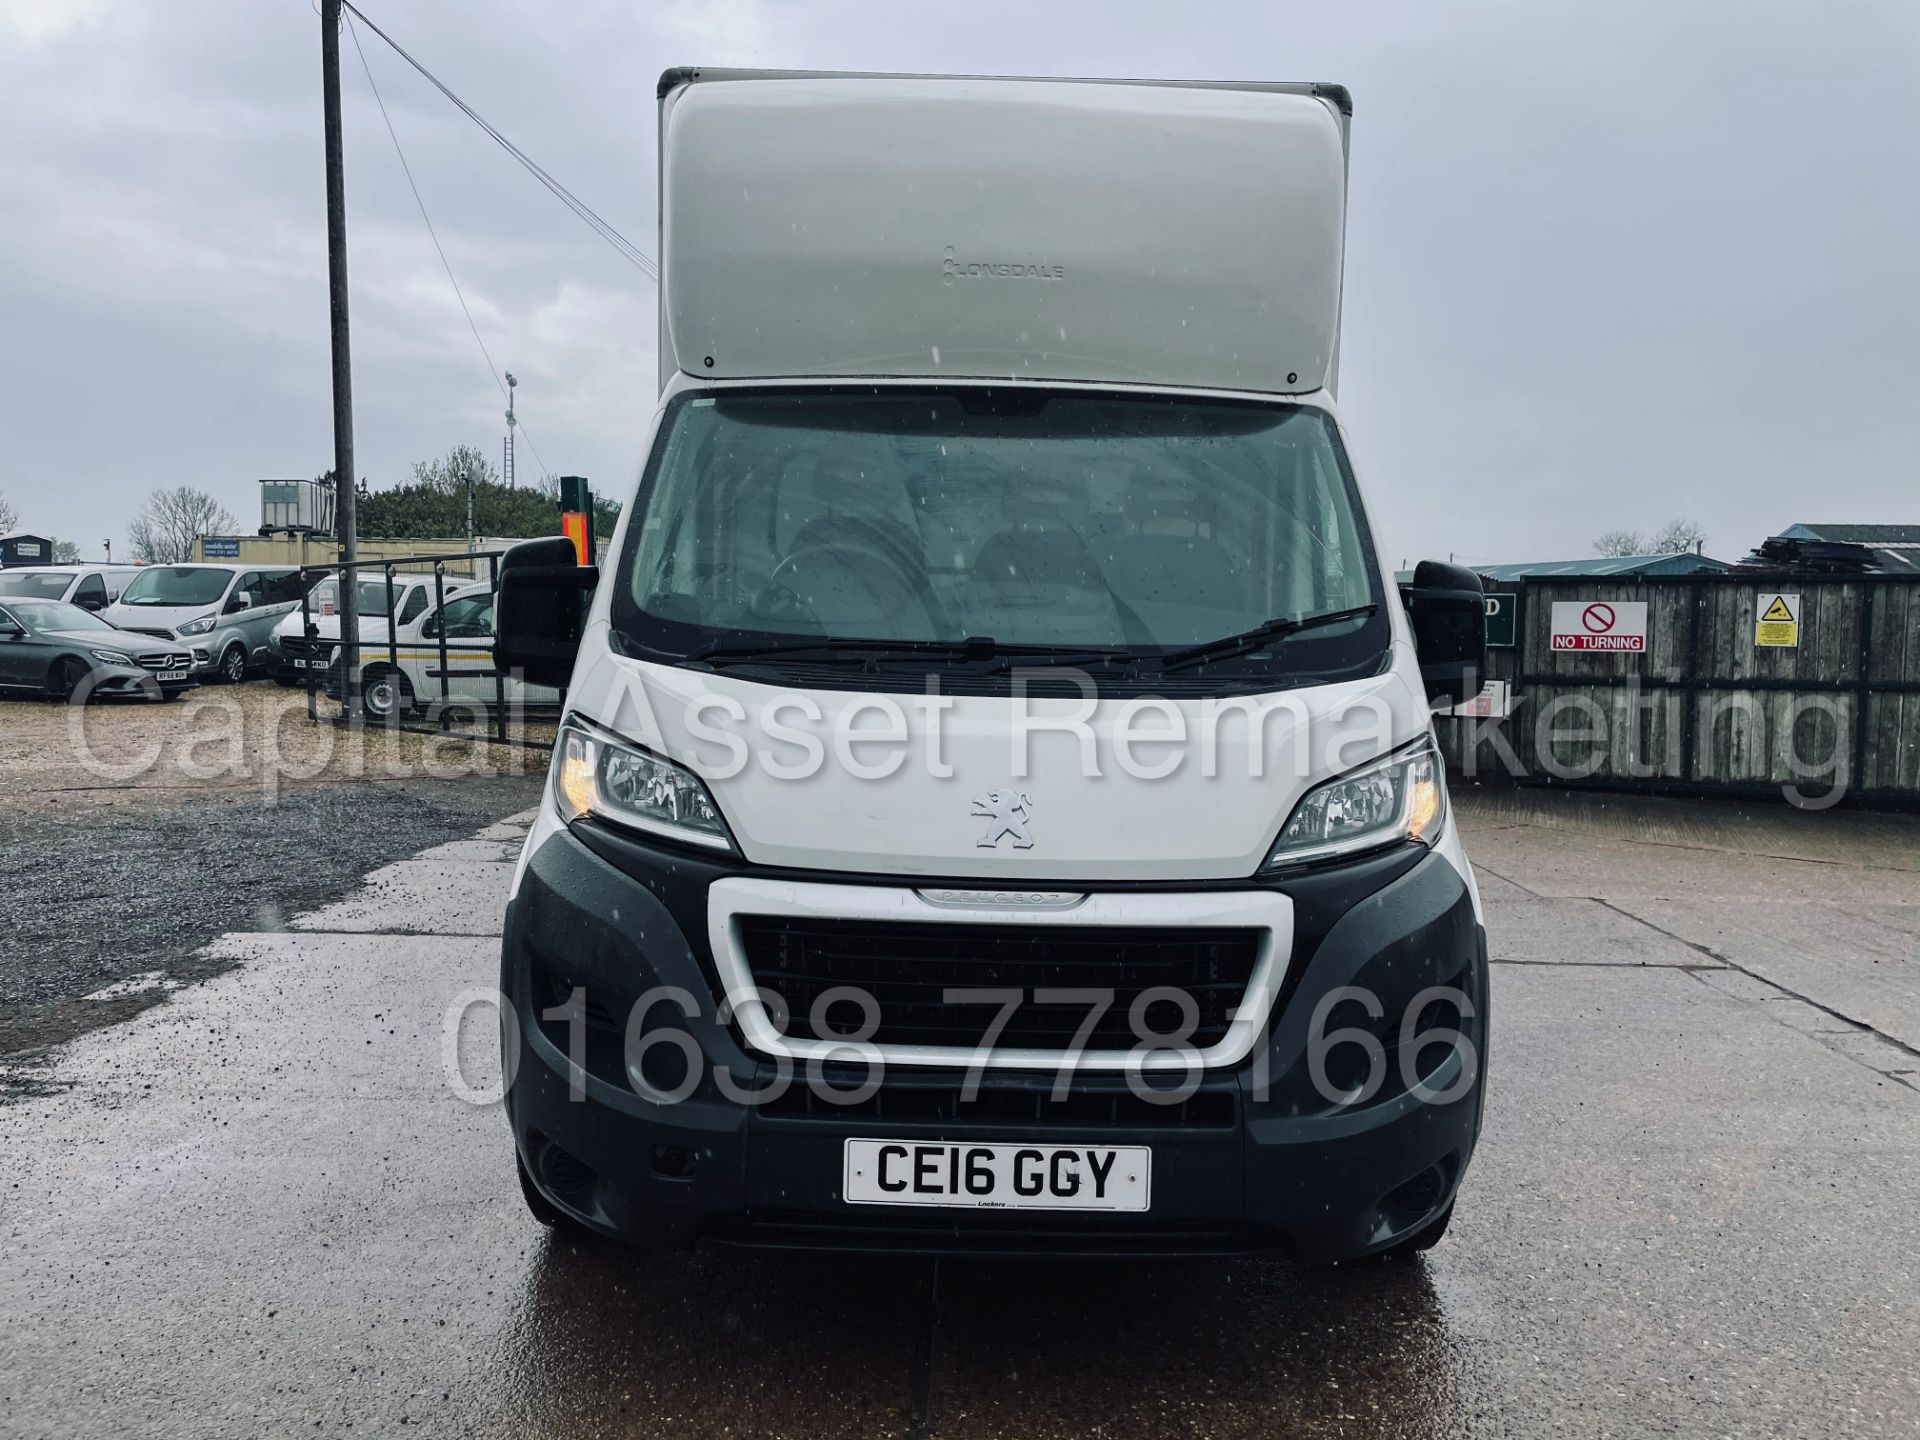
<box><xmin>1783</xmin><ymin>523</ymin><xmax>1920</xmax><ymax>544</ymax></box>
<box><xmin>1781</xmin><ymin>524</ymin><xmax>1920</xmax><ymax>572</ymax></box>
<box><xmin>1464</xmin><ymin>552</ymin><xmax>1733</xmax><ymax>582</ymax></box>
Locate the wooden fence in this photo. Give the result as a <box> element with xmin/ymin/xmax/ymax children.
<box><xmin>1434</xmin><ymin>575</ymin><xmax>1920</xmax><ymax>803</ymax></box>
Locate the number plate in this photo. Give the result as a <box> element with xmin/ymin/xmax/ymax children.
<box><xmin>154</xmin><ymin>670</ymin><xmax>188</xmax><ymax>682</ymax></box>
<box><xmin>843</xmin><ymin>1139</ymin><xmax>1150</xmax><ymax>1212</ymax></box>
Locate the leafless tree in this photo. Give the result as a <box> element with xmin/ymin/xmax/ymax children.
<box><xmin>0</xmin><ymin>491</ymin><xmax>18</xmax><ymax>532</ymax></box>
<box><xmin>1592</xmin><ymin>529</ymin><xmax>1646</xmax><ymax>558</ymax></box>
<box><xmin>127</xmin><ymin>486</ymin><xmax>238</xmax><ymax>565</ymax></box>
<box><xmin>1652</xmin><ymin>518</ymin><xmax>1707</xmax><ymax>554</ymax></box>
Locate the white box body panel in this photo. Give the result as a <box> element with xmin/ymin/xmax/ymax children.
<box><xmin>659</xmin><ymin>72</ymin><xmax>1349</xmax><ymax>396</ymax></box>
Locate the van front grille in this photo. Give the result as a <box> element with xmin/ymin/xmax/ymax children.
<box><xmin>758</xmin><ymin>1070</ymin><xmax>1236</xmax><ymax>1129</ymax></box>
<box><xmin>280</xmin><ymin>637</ymin><xmax>336</xmax><ymax>663</ymax></box>
<box><xmin>736</xmin><ymin>917</ymin><xmax>1261</xmax><ymax>1053</ymax></box>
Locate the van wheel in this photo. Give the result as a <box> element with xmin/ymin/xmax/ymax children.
<box><xmin>217</xmin><ymin>644</ymin><xmax>248</xmax><ymax>685</ymax></box>
<box><xmin>362</xmin><ymin>666</ymin><xmax>415</xmax><ymax>721</ymax></box>
<box><xmin>49</xmin><ymin>657</ymin><xmax>90</xmax><ymax>704</ymax></box>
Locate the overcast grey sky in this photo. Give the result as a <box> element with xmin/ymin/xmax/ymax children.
<box><xmin>2</xmin><ymin>0</ymin><xmax>1916</xmax><ymax>569</ymax></box>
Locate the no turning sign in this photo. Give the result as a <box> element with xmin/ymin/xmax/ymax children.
<box><xmin>1550</xmin><ymin>600</ymin><xmax>1649</xmax><ymax>653</ymax></box>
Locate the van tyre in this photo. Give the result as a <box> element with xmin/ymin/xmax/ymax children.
<box><xmin>362</xmin><ymin>666</ymin><xmax>415</xmax><ymax>722</ymax></box>
<box><xmin>217</xmin><ymin>644</ymin><xmax>248</xmax><ymax>685</ymax></box>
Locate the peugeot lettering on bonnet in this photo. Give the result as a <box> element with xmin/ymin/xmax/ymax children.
<box><xmin>492</xmin><ymin>69</ymin><xmax>1490</xmax><ymax>1260</ymax></box>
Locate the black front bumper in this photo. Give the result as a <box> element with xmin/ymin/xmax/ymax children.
<box><xmin>501</xmin><ymin>821</ymin><xmax>1487</xmax><ymax>1261</ymax></box>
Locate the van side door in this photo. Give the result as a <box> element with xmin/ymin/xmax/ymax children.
<box><xmin>0</xmin><ymin>604</ymin><xmax>38</xmax><ymax>688</ymax></box>
<box><xmin>235</xmin><ymin>570</ymin><xmax>297</xmax><ymax>660</ymax></box>
<box><xmin>417</xmin><ymin>592</ymin><xmax>499</xmax><ymax>704</ymax></box>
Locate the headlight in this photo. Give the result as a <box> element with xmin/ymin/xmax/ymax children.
<box><xmin>552</xmin><ymin>719</ymin><xmax>734</xmax><ymax>851</ymax></box>
<box><xmin>1263</xmin><ymin>736</ymin><xmax>1446</xmax><ymax>869</ymax></box>
<box><xmin>176</xmin><ymin>615</ymin><xmax>217</xmax><ymax>636</ymax></box>
<box><xmin>89</xmin><ymin>648</ymin><xmax>135</xmax><ymax>667</ymax></box>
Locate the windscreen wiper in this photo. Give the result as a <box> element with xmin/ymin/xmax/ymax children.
<box><xmin>683</xmin><ymin>634</ymin><xmax>1002</xmax><ymax>669</ymax></box>
<box><xmin>1154</xmin><ymin>604</ymin><xmax>1378</xmax><ymax>674</ymax></box>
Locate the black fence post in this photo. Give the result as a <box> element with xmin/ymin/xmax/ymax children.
<box><xmin>1853</xmin><ymin>583</ymin><xmax>1876</xmax><ymax>794</ymax></box>
<box><xmin>489</xmin><ymin>554</ymin><xmax>507</xmax><ymax>743</ymax></box>
<box><xmin>433</xmin><ymin>562</ymin><xmax>450</xmax><ymax>733</ymax></box>
<box><xmin>383</xmin><ymin>564</ymin><xmax>400</xmax><ymax>728</ymax></box>
<box><xmin>1679</xmin><ymin>577</ymin><xmax>1704</xmax><ymax>785</ymax></box>
<box><xmin>300</xmin><ymin>575</ymin><xmax>317</xmax><ymax>722</ymax></box>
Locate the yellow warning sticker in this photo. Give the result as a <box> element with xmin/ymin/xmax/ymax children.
<box><xmin>1755</xmin><ymin>592</ymin><xmax>1799</xmax><ymax>647</ymax></box>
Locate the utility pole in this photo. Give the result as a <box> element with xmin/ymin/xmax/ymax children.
<box><xmin>465</xmin><ymin>452</ymin><xmax>477</xmax><ymax>554</ymax></box>
<box><xmin>321</xmin><ymin>0</ymin><xmax>360</xmax><ymax>717</ymax></box>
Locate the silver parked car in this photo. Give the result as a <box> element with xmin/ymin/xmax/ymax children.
<box><xmin>102</xmin><ymin>564</ymin><xmax>306</xmax><ymax>683</ymax></box>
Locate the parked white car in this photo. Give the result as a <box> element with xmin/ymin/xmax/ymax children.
<box><xmin>276</xmin><ymin>576</ymin><xmax>561</xmax><ymax>719</ymax></box>
<box><xmin>0</xmin><ymin>564</ymin><xmax>141</xmax><ymax>613</ymax></box>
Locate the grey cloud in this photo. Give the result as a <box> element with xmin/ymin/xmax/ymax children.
<box><xmin>2</xmin><ymin>0</ymin><xmax>1915</xmax><ymax>566</ymax></box>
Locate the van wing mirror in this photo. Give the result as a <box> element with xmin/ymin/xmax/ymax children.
<box><xmin>494</xmin><ymin>536</ymin><xmax>600</xmax><ymax>690</ymax></box>
<box><xmin>1403</xmin><ymin>560</ymin><xmax>1486</xmax><ymax>707</ymax></box>
<box><xmin>226</xmin><ymin>591</ymin><xmax>251</xmax><ymax>613</ymax></box>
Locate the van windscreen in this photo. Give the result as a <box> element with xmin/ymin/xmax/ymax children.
<box><xmin>118</xmin><ymin>567</ymin><xmax>231</xmax><ymax>607</ymax></box>
<box><xmin>0</xmin><ymin>572</ymin><xmax>73</xmax><ymax>599</ymax></box>
<box><xmin>306</xmin><ymin>578</ymin><xmax>407</xmax><ymax>617</ymax></box>
<box><xmin>614</xmin><ymin>387</ymin><xmax>1385</xmax><ymax>681</ymax></box>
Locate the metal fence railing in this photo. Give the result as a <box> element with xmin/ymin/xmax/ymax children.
<box><xmin>294</xmin><ymin>550</ymin><xmax>557</xmax><ymax>750</ymax></box>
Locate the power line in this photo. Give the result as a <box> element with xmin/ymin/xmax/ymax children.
<box><xmin>342</xmin><ymin>1</ymin><xmax>657</xmax><ymax>282</ymax></box>
<box><xmin>344</xmin><ymin>12</ymin><xmax>550</xmax><ymax>485</ymax></box>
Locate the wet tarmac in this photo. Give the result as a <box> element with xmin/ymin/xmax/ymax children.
<box><xmin>2</xmin><ymin>791</ymin><xmax>1917</xmax><ymax>1437</ymax></box>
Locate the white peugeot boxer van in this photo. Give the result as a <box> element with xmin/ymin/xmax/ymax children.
<box><xmin>495</xmin><ymin>70</ymin><xmax>1489</xmax><ymax>1261</ymax></box>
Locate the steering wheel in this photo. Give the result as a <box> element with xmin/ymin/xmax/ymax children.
<box><xmin>682</xmin><ymin>563</ymin><xmax>771</xmax><ymax>626</ymax></box>
<box><xmin>749</xmin><ymin>577</ymin><xmax>825</xmax><ymax>632</ymax></box>
<box><xmin>762</xmin><ymin>523</ymin><xmax>937</xmax><ymax>637</ymax></box>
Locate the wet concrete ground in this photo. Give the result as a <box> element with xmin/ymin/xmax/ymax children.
<box><xmin>0</xmin><ymin>687</ymin><xmax>544</xmax><ymax>1059</ymax></box>
<box><xmin>2</xmin><ymin>790</ymin><xmax>1917</xmax><ymax>1437</ymax></box>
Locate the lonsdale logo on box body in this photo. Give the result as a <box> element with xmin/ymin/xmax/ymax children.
<box><xmin>942</xmin><ymin>246</ymin><xmax>1066</xmax><ymax>284</ymax></box>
